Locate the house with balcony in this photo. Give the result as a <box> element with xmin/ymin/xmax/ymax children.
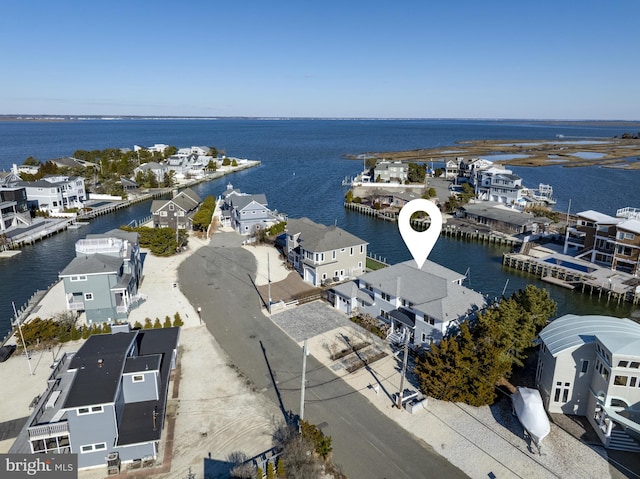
<box><xmin>0</xmin><ymin>187</ymin><xmax>31</xmax><ymax>232</ymax></box>
<box><xmin>9</xmin><ymin>175</ymin><xmax>86</xmax><ymax>213</ymax></box>
<box><xmin>10</xmin><ymin>325</ymin><xmax>180</xmax><ymax>469</ymax></box>
<box><xmin>459</xmin><ymin>202</ymin><xmax>551</xmax><ymax>235</ymax></box>
<box><xmin>563</xmin><ymin>207</ymin><xmax>640</xmax><ymax>275</ymax></box>
<box><xmin>536</xmin><ymin>314</ymin><xmax>640</xmax><ymax>452</ymax></box>
<box><xmin>59</xmin><ymin>229</ymin><xmax>144</xmax><ymax>324</ymax></box>
<box><xmin>219</xmin><ymin>184</ymin><xmax>285</xmax><ymax>236</ymax></box>
<box><xmin>328</xmin><ymin>260</ymin><xmax>487</xmax><ymax>347</ymax></box>
<box><xmin>286</xmin><ymin>218</ymin><xmax>368</xmax><ymax>286</ymax></box>
<box><xmin>475</xmin><ymin>167</ymin><xmax>525</xmax><ymax>205</ymax></box>
<box><xmin>133</xmin><ymin>162</ymin><xmax>167</xmax><ymax>185</ymax></box>
<box><xmin>151</xmin><ymin>188</ymin><xmax>202</xmax><ymax>230</ymax></box>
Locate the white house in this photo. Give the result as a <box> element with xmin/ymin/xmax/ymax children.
<box><xmin>12</xmin><ymin>175</ymin><xmax>86</xmax><ymax>213</ymax></box>
<box><xmin>475</xmin><ymin>166</ymin><xmax>525</xmax><ymax>205</ymax></box>
<box><xmin>536</xmin><ymin>314</ymin><xmax>640</xmax><ymax>451</ymax></box>
<box><xmin>329</xmin><ymin>260</ymin><xmax>487</xmax><ymax>347</ymax></box>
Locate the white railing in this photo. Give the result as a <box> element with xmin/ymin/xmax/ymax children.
<box><xmin>28</xmin><ymin>421</ymin><xmax>69</xmax><ymax>440</ymax></box>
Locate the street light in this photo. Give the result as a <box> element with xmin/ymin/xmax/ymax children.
<box><xmin>197</xmin><ymin>307</ymin><xmax>202</xmax><ymax>324</ymax></box>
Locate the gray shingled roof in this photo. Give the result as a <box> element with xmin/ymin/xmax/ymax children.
<box><xmin>86</xmin><ymin>228</ymin><xmax>139</xmax><ymax>246</ymax></box>
<box><xmin>355</xmin><ymin>261</ymin><xmax>485</xmax><ymax>321</ymax></box>
<box><xmin>462</xmin><ymin>203</ymin><xmax>534</xmax><ymax>226</ymax></box>
<box><xmin>287</xmin><ymin>217</ymin><xmax>367</xmax><ymax>252</ymax></box>
<box><xmin>231</xmin><ymin>194</ymin><xmax>268</xmax><ymax>210</ymax></box>
<box><xmin>539</xmin><ymin>314</ymin><xmax>640</xmax><ymax>357</ymax></box>
<box><xmin>59</xmin><ymin>253</ymin><xmax>123</xmax><ymax>276</ymax></box>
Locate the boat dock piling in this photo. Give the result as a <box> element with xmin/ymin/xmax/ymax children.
<box><xmin>503</xmin><ymin>253</ymin><xmax>640</xmax><ymax>305</ymax></box>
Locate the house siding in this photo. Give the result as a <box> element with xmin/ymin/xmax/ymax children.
<box><xmin>68</xmin><ymin>405</ymin><xmax>118</xmax><ymax>469</ymax></box>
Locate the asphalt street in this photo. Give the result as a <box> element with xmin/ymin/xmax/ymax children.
<box><xmin>177</xmin><ymin>233</ymin><xmax>467</xmax><ymax>479</ymax></box>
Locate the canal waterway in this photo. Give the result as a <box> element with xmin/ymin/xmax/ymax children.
<box><xmin>2</xmin><ymin>119</ymin><xmax>639</xmax><ymax>337</ymax></box>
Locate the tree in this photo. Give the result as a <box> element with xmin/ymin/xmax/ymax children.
<box><xmin>153</xmin><ymin>318</ymin><xmax>162</xmax><ymax>329</ymax></box>
<box><xmin>173</xmin><ymin>312</ymin><xmax>184</xmax><ymax>327</ymax></box>
<box><xmin>23</xmin><ymin>156</ymin><xmax>41</xmax><ymax>166</ymax></box>
<box><xmin>208</xmin><ymin>146</ymin><xmax>218</xmax><ymax>157</ymax></box>
<box><xmin>163</xmin><ymin>316</ymin><xmax>172</xmax><ymax>328</ymax></box>
<box><xmin>407</xmin><ymin>162</ymin><xmax>427</xmax><ymax>183</ymax></box>
<box><xmin>144</xmin><ymin>318</ymin><xmax>153</xmax><ymax>329</ymax></box>
<box><xmin>345</xmin><ymin>190</ymin><xmax>354</xmax><ymax>203</ymax></box>
<box><xmin>231</xmin><ymin>159</ymin><xmax>238</xmax><ymax>167</ymax></box>
<box><xmin>266</xmin><ymin>461</ymin><xmax>275</xmax><ymax>479</ymax></box>
<box><xmin>207</xmin><ymin>159</ymin><xmax>217</xmax><ymax>171</ymax></box>
<box><xmin>163</xmin><ymin>146</ymin><xmax>177</xmax><ymax>157</ymax></box>
<box><xmin>163</xmin><ymin>170</ymin><xmax>176</xmax><ymax>188</ymax></box>
<box><xmin>222</xmin><ymin>157</ymin><xmax>231</xmax><ymax>166</ymax></box>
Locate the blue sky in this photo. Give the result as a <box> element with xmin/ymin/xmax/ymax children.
<box><xmin>1</xmin><ymin>1</ymin><xmax>638</xmax><ymax>120</ymax></box>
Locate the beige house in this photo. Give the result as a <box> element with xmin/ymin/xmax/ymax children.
<box><xmin>536</xmin><ymin>314</ymin><xmax>640</xmax><ymax>451</ymax></box>
<box><xmin>286</xmin><ymin>218</ymin><xmax>368</xmax><ymax>286</ymax></box>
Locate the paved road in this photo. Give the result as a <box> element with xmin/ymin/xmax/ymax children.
<box><xmin>178</xmin><ymin>233</ymin><xmax>467</xmax><ymax>479</ymax></box>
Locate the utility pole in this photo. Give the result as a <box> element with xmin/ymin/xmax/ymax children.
<box><xmin>267</xmin><ymin>253</ymin><xmax>272</xmax><ymax>314</ymax></box>
<box><xmin>300</xmin><ymin>339</ymin><xmax>308</xmax><ymax>422</ymax></box>
<box><xmin>396</xmin><ymin>328</ymin><xmax>410</xmax><ymax>409</ymax></box>
<box><xmin>12</xmin><ymin>301</ymin><xmax>33</xmax><ymax>376</ymax></box>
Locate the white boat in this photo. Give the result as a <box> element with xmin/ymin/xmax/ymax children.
<box><xmin>511</xmin><ymin>387</ymin><xmax>550</xmax><ymax>452</ymax></box>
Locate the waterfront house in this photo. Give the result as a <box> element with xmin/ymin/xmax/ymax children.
<box><xmin>286</xmin><ymin>217</ymin><xmax>368</xmax><ymax>286</ymax></box>
<box><xmin>10</xmin><ymin>175</ymin><xmax>86</xmax><ymax>213</ymax></box>
<box><xmin>475</xmin><ymin>166</ymin><xmax>526</xmax><ymax>205</ymax></box>
<box><xmin>219</xmin><ymin>184</ymin><xmax>284</xmax><ymax>236</ymax></box>
<box><xmin>328</xmin><ymin>260</ymin><xmax>486</xmax><ymax>347</ymax></box>
<box><xmin>150</xmin><ymin>188</ymin><xmax>202</xmax><ymax>230</ymax></box>
<box><xmin>177</xmin><ymin>146</ymin><xmax>210</xmax><ymax>156</ymax></box>
<box><xmin>0</xmin><ymin>187</ymin><xmax>31</xmax><ymax>232</ymax></box>
<box><xmin>445</xmin><ymin>158</ymin><xmax>463</xmax><ymax>179</ymax></box>
<box><xmin>536</xmin><ymin>314</ymin><xmax>640</xmax><ymax>452</ymax></box>
<box><xmin>459</xmin><ymin>202</ymin><xmax>550</xmax><ymax>235</ymax></box>
<box><xmin>10</xmin><ymin>325</ymin><xmax>180</xmax><ymax>469</ymax></box>
<box><xmin>0</xmin><ymin>170</ymin><xmax>23</xmax><ymax>187</ymax></box>
<box><xmin>373</xmin><ymin>160</ymin><xmax>409</xmax><ymax>183</ymax></box>
<box><xmin>59</xmin><ymin>229</ymin><xmax>144</xmax><ymax>324</ymax></box>
<box><xmin>134</xmin><ymin>143</ymin><xmax>169</xmax><ymax>154</ymax></box>
<box><xmin>563</xmin><ymin>207</ymin><xmax>640</xmax><ymax>275</ymax></box>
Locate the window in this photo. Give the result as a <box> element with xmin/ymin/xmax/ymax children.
<box><xmin>618</xmin><ymin>360</ymin><xmax>629</xmax><ymax>367</ymax></box>
<box><xmin>614</xmin><ymin>375</ymin><xmax>628</xmax><ymax>386</ymax></box>
<box><xmin>133</xmin><ymin>375</ymin><xmax>144</xmax><ymax>383</ymax></box>
<box><xmin>78</xmin><ymin>408</ymin><xmax>90</xmax><ymax>415</ymax></box>
<box><xmin>332</xmin><ymin>251</ymin><xmax>336</xmax><ymax>260</ymax></box>
<box><xmin>350</xmin><ymin>247</ymin><xmax>353</xmax><ymax>256</ymax></box>
<box><xmin>360</xmin><ymin>245</ymin><xmax>364</xmax><ymax>254</ymax></box>
<box><xmin>160</xmin><ymin>211</ymin><xmax>167</xmax><ymax>217</ymax></box>
<box><xmin>631</xmin><ymin>362</ymin><xmax>640</xmax><ymax>369</ymax></box>
<box><xmin>358</xmin><ymin>262</ymin><xmax>362</xmax><ymax>268</ymax></box>
<box><xmin>631</xmin><ymin>377</ymin><xmax>637</xmax><ymax>387</ymax></box>
<box><xmin>421</xmin><ymin>333</ymin><xmax>427</xmax><ymax>343</ymax></box>
<box><xmin>80</xmin><ymin>442</ymin><xmax>107</xmax><ymax>454</ymax></box>
<box><xmin>581</xmin><ymin>360</ymin><xmax>589</xmax><ymax>374</ymax></box>
<box><xmin>91</xmin><ymin>406</ymin><xmax>103</xmax><ymax>413</ymax></box>
<box><xmin>70</xmin><ymin>275</ymin><xmax>87</xmax><ymax>282</ymax></box>
<box><xmin>84</xmin><ymin>293</ymin><xmax>93</xmax><ymax>301</ymax></box>
<box><xmin>169</xmin><ymin>204</ymin><xmax>174</xmax><ymax>211</ymax></box>
<box><xmin>78</xmin><ymin>405</ymin><xmax>102</xmax><ymax>415</ymax></box>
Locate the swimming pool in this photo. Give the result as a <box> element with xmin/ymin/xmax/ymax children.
<box><xmin>544</xmin><ymin>258</ymin><xmax>595</xmax><ymax>274</ymax></box>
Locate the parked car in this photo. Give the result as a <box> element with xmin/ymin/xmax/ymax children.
<box><xmin>0</xmin><ymin>344</ymin><xmax>17</xmax><ymax>362</ymax></box>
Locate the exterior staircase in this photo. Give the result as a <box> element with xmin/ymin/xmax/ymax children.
<box><xmin>608</xmin><ymin>428</ymin><xmax>640</xmax><ymax>452</ymax></box>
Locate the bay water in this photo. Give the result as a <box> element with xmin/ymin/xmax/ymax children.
<box><xmin>1</xmin><ymin>119</ymin><xmax>639</xmax><ymax>337</ymax></box>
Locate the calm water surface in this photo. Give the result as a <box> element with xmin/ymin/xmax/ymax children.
<box><xmin>2</xmin><ymin>119</ymin><xmax>639</xmax><ymax>337</ymax></box>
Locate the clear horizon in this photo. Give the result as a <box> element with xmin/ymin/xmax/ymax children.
<box><xmin>1</xmin><ymin>1</ymin><xmax>639</xmax><ymax>121</ymax></box>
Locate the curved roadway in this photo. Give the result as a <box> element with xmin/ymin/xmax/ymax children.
<box><xmin>177</xmin><ymin>233</ymin><xmax>467</xmax><ymax>479</ymax></box>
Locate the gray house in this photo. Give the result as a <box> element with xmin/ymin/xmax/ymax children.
<box><xmin>220</xmin><ymin>184</ymin><xmax>284</xmax><ymax>236</ymax></box>
<box><xmin>329</xmin><ymin>260</ymin><xmax>487</xmax><ymax>347</ymax></box>
<box><xmin>10</xmin><ymin>326</ymin><xmax>180</xmax><ymax>469</ymax></box>
<box><xmin>286</xmin><ymin>218</ymin><xmax>368</xmax><ymax>286</ymax></box>
<box><xmin>373</xmin><ymin>160</ymin><xmax>409</xmax><ymax>183</ymax></box>
<box><xmin>536</xmin><ymin>314</ymin><xmax>640</xmax><ymax>451</ymax></box>
<box><xmin>151</xmin><ymin>188</ymin><xmax>202</xmax><ymax>230</ymax></box>
<box><xmin>59</xmin><ymin>229</ymin><xmax>144</xmax><ymax>324</ymax></box>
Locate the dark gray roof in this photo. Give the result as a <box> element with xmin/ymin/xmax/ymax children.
<box><xmin>287</xmin><ymin>217</ymin><xmax>368</xmax><ymax>252</ymax></box>
<box><xmin>124</xmin><ymin>354</ymin><xmax>161</xmax><ymax>373</ymax></box>
<box><xmin>116</xmin><ymin>328</ymin><xmax>180</xmax><ymax>445</ymax></box>
<box><xmin>63</xmin><ymin>332</ymin><xmax>138</xmax><ymax>408</ymax></box>
<box><xmin>177</xmin><ymin>187</ymin><xmax>201</xmax><ymax>204</ymax></box>
<box><xmin>59</xmin><ymin>253</ymin><xmax>123</xmax><ymax>276</ymax></box>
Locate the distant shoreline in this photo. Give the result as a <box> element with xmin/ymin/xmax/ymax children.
<box><xmin>0</xmin><ymin>115</ymin><xmax>639</xmax><ymax>126</ymax></box>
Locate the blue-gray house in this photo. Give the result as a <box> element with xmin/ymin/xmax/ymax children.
<box><xmin>59</xmin><ymin>229</ymin><xmax>144</xmax><ymax>324</ymax></box>
<box><xmin>10</xmin><ymin>326</ymin><xmax>180</xmax><ymax>470</ymax></box>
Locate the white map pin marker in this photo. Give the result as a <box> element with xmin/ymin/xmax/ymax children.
<box><xmin>398</xmin><ymin>199</ymin><xmax>442</xmax><ymax>269</ymax></box>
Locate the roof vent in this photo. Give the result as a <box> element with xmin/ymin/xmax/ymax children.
<box><xmin>98</xmin><ymin>358</ymin><xmax>104</xmax><ymax>368</ymax></box>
